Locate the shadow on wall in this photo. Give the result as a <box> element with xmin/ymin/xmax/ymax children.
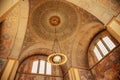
<box><xmin>0</xmin><ymin>22</ymin><xmax>8</xmax><ymax>78</ymax></box>
<box><xmin>0</xmin><ymin>22</ymin><xmax>3</xmax><ymax>47</ymax></box>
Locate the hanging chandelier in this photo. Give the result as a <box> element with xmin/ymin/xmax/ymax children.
<box><xmin>47</xmin><ymin>16</ymin><xmax>67</xmax><ymax>65</ymax></box>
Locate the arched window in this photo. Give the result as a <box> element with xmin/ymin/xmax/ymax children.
<box><xmin>16</xmin><ymin>55</ymin><xmax>63</xmax><ymax>80</ymax></box>
<box><xmin>93</xmin><ymin>36</ymin><xmax>116</xmax><ymax>61</ymax></box>
<box><xmin>31</xmin><ymin>60</ymin><xmax>52</xmax><ymax>75</ymax></box>
<box><xmin>88</xmin><ymin>31</ymin><xmax>119</xmax><ymax>68</ymax></box>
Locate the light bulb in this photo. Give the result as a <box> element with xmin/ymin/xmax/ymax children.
<box><xmin>53</xmin><ymin>55</ymin><xmax>61</xmax><ymax>63</ymax></box>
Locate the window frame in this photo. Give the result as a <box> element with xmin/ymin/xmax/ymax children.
<box><xmin>93</xmin><ymin>35</ymin><xmax>116</xmax><ymax>61</ymax></box>
<box><xmin>31</xmin><ymin>59</ymin><xmax>52</xmax><ymax>75</ymax></box>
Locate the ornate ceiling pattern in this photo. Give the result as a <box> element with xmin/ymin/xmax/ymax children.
<box><xmin>21</xmin><ymin>0</ymin><xmax>103</xmax><ymax>71</ymax></box>
<box><xmin>21</xmin><ymin>0</ymin><xmax>101</xmax><ymax>59</ymax></box>
<box><xmin>30</xmin><ymin>0</ymin><xmax>79</xmax><ymax>41</ymax></box>
<box><xmin>27</xmin><ymin>0</ymin><xmax>100</xmax><ymax>42</ymax></box>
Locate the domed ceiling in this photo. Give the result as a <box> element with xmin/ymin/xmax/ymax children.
<box><xmin>21</xmin><ymin>0</ymin><xmax>103</xmax><ymax>72</ymax></box>
<box><xmin>29</xmin><ymin>0</ymin><xmax>80</xmax><ymax>41</ymax></box>
<box><xmin>25</xmin><ymin>0</ymin><xmax>101</xmax><ymax>43</ymax></box>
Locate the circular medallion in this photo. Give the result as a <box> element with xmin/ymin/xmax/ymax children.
<box><xmin>30</xmin><ymin>0</ymin><xmax>79</xmax><ymax>41</ymax></box>
<box><xmin>49</xmin><ymin>16</ymin><xmax>60</xmax><ymax>26</ymax></box>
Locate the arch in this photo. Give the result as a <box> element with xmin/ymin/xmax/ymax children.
<box><xmin>16</xmin><ymin>54</ymin><xmax>63</xmax><ymax>80</ymax></box>
<box><xmin>19</xmin><ymin>48</ymin><xmax>52</xmax><ymax>64</ymax></box>
<box><xmin>88</xmin><ymin>30</ymin><xmax>119</xmax><ymax>68</ymax></box>
<box><xmin>71</xmin><ymin>22</ymin><xmax>105</xmax><ymax>68</ymax></box>
<box><xmin>9</xmin><ymin>0</ymin><xmax>29</xmax><ymax>58</ymax></box>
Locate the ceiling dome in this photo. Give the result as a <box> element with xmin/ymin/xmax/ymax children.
<box><xmin>30</xmin><ymin>0</ymin><xmax>79</xmax><ymax>41</ymax></box>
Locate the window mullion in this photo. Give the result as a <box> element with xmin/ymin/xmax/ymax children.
<box><xmin>96</xmin><ymin>45</ymin><xmax>104</xmax><ymax>57</ymax></box>
<box><xmin>31</xmin><ymin>60</ymin><xmax>39</xmax><ymax>73</ymax></box>
<box><xmin>37</xmin><ymin>59</ymin><xmax>40</xmax><ymax>74</ymax></box>
<box><xmin>101</xmin><ymin>39</ymin><xmax>111</xmax><ymax>52</ymax></box>
<box><xmin>44</xmin><ymin>60</ymin><xmax>47</xmax><ymax>74</ymax></box>
<box><xmin>91</xmin><ymin>50</ymin><xmax>98</xmax><ymax>62</ymax></box>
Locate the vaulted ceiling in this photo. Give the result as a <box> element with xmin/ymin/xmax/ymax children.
<box><xmin>0</xmin><ymin>0</ymin><xmax>120</xmax><ymax>74</ymax></box>
<box><xmin>20</xmin><ymin>0</ymin><xmax>104</xmax><ymax>73</ymax></box>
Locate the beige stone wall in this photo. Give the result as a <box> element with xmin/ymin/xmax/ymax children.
<box><xmin>0</xmin><ymin>0</ymin><xmax>19</xmax><ymax>21</ymax></box>
<box><xmin>107</xmin><ymin>17</ymin><xmax>120</xmax><ymax>43</ymax></box>
<box><xmin>1</xmin><ymin>58</ymin><xmax>18</xmax><ymax>80</ymax></box>
<box><xmin>66</xmin><ymin>0</ymin><xmax>120</xmax><ymax>24</ymax></box>
<box><xmin>0</xmin><ymin>4</ymin><xmax>20</xmax><ymax>58</ymax></box>
<box><xmin>9</xmin><ymin>0</ymin><xmax>29</xmax><ymax>58</ymax></box>
<box><xmin>0</xmin><ymin>0</ymin><xmax>29</xmax><ymax>59</ymax></box>
<box><xmin>91</xmin><ymin>46</ymin><xmax>120</xmax><ymax>80</ymax></box>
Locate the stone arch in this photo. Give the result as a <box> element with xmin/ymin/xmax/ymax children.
<box><xmin>71</xmin><ymin>22</ymin><xmax>105</xmax><ymax>68</ymax></box>
<box><xmin>8</xmin><ymin>0</ymin><xmax>29</xmax><ymax>58</ymax></box>
<box><xmin>19</xmin><ymin>48</ymin><xmax>52</xmax><ymax>64</ymax></box>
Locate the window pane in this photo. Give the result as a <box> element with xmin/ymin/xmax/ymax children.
<box><xmin>46</xmin><ymin>62</ymin><xmax>52</xmax><ymax>75</ymax></box>
<box><xmin>102</xmin><ymin>36</ymin><xmax>116</xmax><ymax>50</ymax></box>
<box><xmin>31</xmin><ymin>60</ymin><xmax>38</xmax><ymax>73</ymax></box>
<box><xmin>39</xmin><ymin>60</ymin><xmax>45</xmax><ymax>74</ymax></box>
<box><xmin>97</xmin><ymin>40</ymin><xmax>108</xmax><ymax>55</ymax></box>
<box><xmin>94</xmin><ymin>47</ymin><xmax>102</xmax><ymax>60</ymax></box>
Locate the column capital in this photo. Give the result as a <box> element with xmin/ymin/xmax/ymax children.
<box><xmin>106</xmin><ymin>15</ymin><xmax>120</xmax><ymax>43</ymax></box>
<box><xmin>1</xmin><ymin>58</ymin><xmax>19</xmax><ymax>80</ymax></box>
<box><xmin>7</xmin><ymin>57</ymin><xmax>18</xmax><ymax>61</ymax></box>
<box><xmin>68</xmin><ymin>67</ymin><xmax>80</xmax><ymax>80</ymax></box>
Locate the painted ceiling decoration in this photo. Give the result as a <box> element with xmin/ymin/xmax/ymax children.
<box><xmin>22</xmin><ymin>0</ymin><xmax>102</xmax><ymax>62</ymax></box>
<box><xmin>30</xmin><ymin>0</ymin><xmax>79</xmax><ymax>41</ymax></box>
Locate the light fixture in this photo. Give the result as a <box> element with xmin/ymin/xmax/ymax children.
<box><xmin>47</xmin><ymin>16</ymin><xmax>67</xmax><ymax>65</ymax></box>
<box><xmin>47</xmin><ymin>52</ymin><xmax>67</xmax><ymax>65</ymax></box>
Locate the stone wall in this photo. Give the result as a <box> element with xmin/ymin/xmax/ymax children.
<box><xmin>91</xmin><ymin>46</ymin><xmax>120</xmax><ymax>80</ymax></box>
<box><xmin>78</xmin><ymin>69</ymin><xmax>94</xmax><ymax>80</ymax></box>
<box><xmin>63</xmin><ymin>72</ymin><xmax>70</xmax><ymax>80</ymax></box>
<box><xmin>0</xmin><ymin>5</ymin><xmax>19</xmax><ymax>58</ymax></box>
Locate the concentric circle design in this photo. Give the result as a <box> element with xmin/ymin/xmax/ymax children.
<box><xmin>30</xmin><ymin>0</ymin><xmax>79</xmax><ymax>41</ymax></box>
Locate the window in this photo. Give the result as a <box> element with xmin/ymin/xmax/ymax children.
<box><xmin>93</xmin><ymin>47</ymin><xmax>102</xmax><ymax>60</ymax></box>
<box><xmin>93</xmin><ymin>36</ymin><xmax>116</xmax><ymax>61</ymax></box>
<box><xmin>46</xmin><ymin>62</ymin><xmax>52</xmax><ymax>75</ymax></box>
<box><xmin>39</xmin><ymin>60</ymin><xmax>45</xmax><ymax>74</ymax></box>
<box><xmin>97</xmin><ymin>40</ymin><xmax>108</xmax><ymax>55</ymax></box>
<box><xmin>31</xmin><ymin>60</ymin><xmax>52</xmax><ymax>75</ymax></box>
<box><xmin>31</xmin><ymin>60</ymin><xmax>38</xmax><ymax>73</ymax></box>
<box><xmin>102</xmin><ymin>36</ymin><xmax>116</xmax><ymax>50</ymax></box>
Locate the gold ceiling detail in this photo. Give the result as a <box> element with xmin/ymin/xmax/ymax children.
<box><xmin>49</xmin><ymin>16</ymin><xmax>60</xmax><ymax>26</ymax></box>
<box><xmin>30</xmin><ymin>0</ymin><xmax>79</xmax><ymax>41</ymax></box>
